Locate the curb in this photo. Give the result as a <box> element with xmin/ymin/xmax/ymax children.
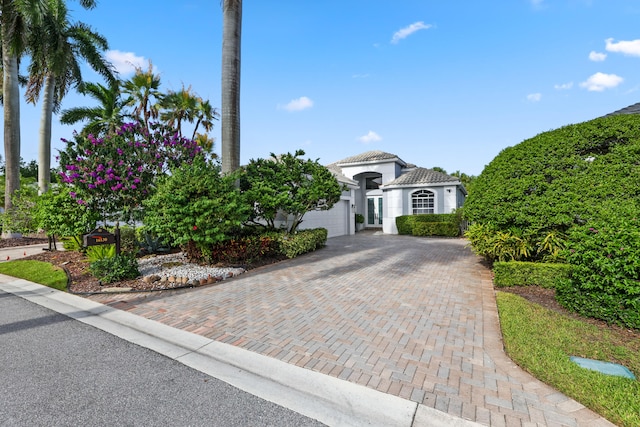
<box><xmin>0</xmin><ymin>275</ymin><xmax>489</xmax><ymax>427</ymax></box>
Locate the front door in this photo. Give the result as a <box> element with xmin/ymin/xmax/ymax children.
<box><xmin>367</xmin><ymin>197</ymin><xmax>383</xmax><ymax>227</ymax></box>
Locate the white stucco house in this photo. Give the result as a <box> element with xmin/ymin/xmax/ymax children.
<box><xmin>298</xmin><ymin>150</ymin><xmax>467</xmax><ymax>237</ymax></box>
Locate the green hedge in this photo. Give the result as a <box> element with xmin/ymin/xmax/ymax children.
<box><xmin>279</xmin><ymin>228</ymin><xmax>328</xmax><ymax>258</ymax></box>
<box><xmin>396</xmin><ymin>214</ymin><xmax>461</xmax><ymax>237</ymax></box>
<box><xmin>493</xmin><ymin>261</ymin><xmax>572</xmax><ymax>288</ymax></box>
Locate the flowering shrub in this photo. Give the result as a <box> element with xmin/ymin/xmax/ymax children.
<box><xmin>58</xmin><ymin>122</ymin><xmax>203</xmax><ymax>223</ymax></box>
<box><xmin>557</xmin><ymin>207</ymin><xmax>640</xmax><ymax>329</ymax></box>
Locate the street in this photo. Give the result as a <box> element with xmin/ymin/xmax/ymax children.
<box><xmin>0</xmin><ymin>290</ymin><xmax>324</xmax><ymax>426</ymax></box>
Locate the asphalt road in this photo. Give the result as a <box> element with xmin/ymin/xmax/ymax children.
<box><xmin>0</xmin><ymin>290</ymin><xmax>325</xmax><ymax>427</ymax></box>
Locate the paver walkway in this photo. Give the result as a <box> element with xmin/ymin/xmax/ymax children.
<box><xmin>88</xmin><ymin>233</ymin><xmax>614</xmax><ymax>427</ymax></box>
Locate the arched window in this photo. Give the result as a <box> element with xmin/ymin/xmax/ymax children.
<box><xmin>412</xmin><ymin>190</ymin><xmax>434</xmax><ymax>214</ymax></box>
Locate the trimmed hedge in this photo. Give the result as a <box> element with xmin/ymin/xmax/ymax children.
<box><xmin>556</xmin><ymin>211</ymin><xmax>640</xmax><ymax>330</ymax></box>
<box><xmin>396</xmin><ymin>214</ymin><xmax>461</xmax><ymax>237</ymax></box>
<box><xmin>279</xmin><ymin>228</ymin><xmax>328</xmax><ymax>258</ymax></box>
<box><xmin>493</xmin><ymin>261</ymin><xmax>572</xmax><ymax>288</ymax></box>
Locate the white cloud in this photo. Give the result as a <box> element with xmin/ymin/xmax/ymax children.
<box><xmin>554</xmin><ymin>82</ymin><xmax>573</xmax><ymax>90</ymax></box>
<box><xmin>527</xmin><ymin>93</ymin><xmax>542</xmax><ymax>102</ymax></box>
<box><xmin>605</xmin><ymin>38</ymin><xmax>640</xmax><ymax>57</ymax></box>
<box><xmin>105</xmin><ymin>50</ymin><xmax>151</xmax><ymax>76</ymax></box>
<box><xmin>352</xmin><ymin>73</ymin><xmax>370</xmax><ymax>79</ymax></box>
<box><xmin>279</xmin><ymin>96</ymin><xmax>314</xmax><ymax>112</ymax></box>
<box><xmin>357</xmin><ymin>130</ymin><xmax>382</xmax><ymax>144</ymax></box>
<box><xmin>391</xmin><ymin>21</ymin><xmax>432</xmax><ymax>44</ymax></box>
<box><xmin>580</xmin><ymin>72</ymin><xmax>623</xmax><ymax>91</ymax></box>
<box><xmin>589</xmin><ymin>51</ymin><xmax>607</xmax><ymax>62</ymax></box>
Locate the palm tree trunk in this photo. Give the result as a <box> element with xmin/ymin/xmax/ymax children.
<box><xmin>2</xmin><ymin>49</ymin><xmax>22</xmax><ymax>237</ymax></box>
<box><xmin>38</xmin><ymin>74</ymin><xmax>55</xmax><ymax>195</ymax></box>
<box><xmin>221</xmin><ymin>0</ymin><xmax>242</xmax><ymax>174</ymax></box>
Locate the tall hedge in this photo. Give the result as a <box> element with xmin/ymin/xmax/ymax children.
<box><xmin>464</xmin><ymin>114</ymin><xmax>640</xmax><ymax>231</ymax></box>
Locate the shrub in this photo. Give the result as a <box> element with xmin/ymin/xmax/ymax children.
<box><xmin>89</xmin><ymin>253</ymin><xmax>140</xmax><ymax>284</ymax></box>
<box><xmin>413</xmin><ymin>222</ymin><xmax>459</xmax><ymax>237</ymax></box>
<box><xmin>396</xmin><ymin>216</ymin><xmax>412</xmax><ymax>235</ymax></box>
<box><xmin>396</xmin><ymin>214</ymin><xmax>461</xmax><ymax>237</ymax></box>
<box><xmin>143</xmin><ymin>156</ymin><xmax>251</xmax><ymax>257</ymax></box>
<box><xmin>111</xmin><ymin>225</ymin><xmax>138</xmax><ymax>255</ymax></box>
<box><xmin>208</xmin><ymin>233</ymin><xmax>281</xmax><ymax>264</ymax></box>
<box><xmin>465</xmin><ymin>223</ymin><xmax>566</xmax><ymax>263</ymax></box>
<box><xmin>61</xmin><ymin>235</ymin><xmax>84</xmax><ymax>252</ymax></box>
<box><xmin>278</xmin><ymin>228</ymin><xmax>328</xmax><ymax>259</ymax></box>
<box><xmin>34</xmin><ymin>185</ymin><xmax>98</xmax><ymax>242</ymax></box>
<box><xmin>464</xmin><ymin>114</ymin><xmax>640</xmax><ymax>231</ymax></box>
<box><xmin>493</xmin><ymin>261</ymin><xmax>572</xmax><ymax>288</ymax></box>
<box><xmin>86</xmin><ymin>244</ymin><xmax>116</xmax><ymax>262</ymax></box>
<box><xmin>556</xmin><ymin>209</ymin><xmax>640</xmax><ymax>330</ymax></box>
<box><xmin>3</xmin><ymin>188</ymin><xmax>39</xmax><ymax>235</ymax></box>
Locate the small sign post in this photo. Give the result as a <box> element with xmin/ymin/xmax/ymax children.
<box><xmin>83</xmin><ymin>227</ymin><xmax>120</xmax><ymax>255</ymax></box>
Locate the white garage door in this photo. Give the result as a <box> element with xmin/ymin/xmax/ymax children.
<box><xmin>300</xmin><ymin>200</ymin><xmax>349</xmax><ymax>238</ymax></box>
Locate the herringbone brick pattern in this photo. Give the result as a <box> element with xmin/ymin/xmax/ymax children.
<box><xmin>89</xmin><ymin>234</ymin><xmax>613</xmax><ymax>427</ymax></box>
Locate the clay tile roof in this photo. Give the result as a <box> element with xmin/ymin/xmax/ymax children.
<box><xmin>326</xmin><ymin>163</ymin><xmax>359</xmax><ymax>186</ymax></box>
<box><xmin>385</xmin><ymin>167</ymin><xmax>459</xmax><ymax>186</ymax></box>
<box><xmin>336</xmin><ymin>150</ymin><xmax>402</xmax><ymax>165</ymax></box>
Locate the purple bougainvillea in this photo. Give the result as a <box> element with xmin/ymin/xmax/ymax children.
<box><xmin>58</xmin><ymin>122</ymin><xmax>203</xmax><ymax>223</ymax></box>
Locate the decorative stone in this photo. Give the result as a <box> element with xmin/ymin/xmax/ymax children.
<box><xmin>168</xmin><ymin>276</ymin><xmax>176</xmax><ymax>283</ymax></box>
<box><xmin>143</xmin><ymin>275</ymin><xmax>161</xmax><ymax>284</ymax></box>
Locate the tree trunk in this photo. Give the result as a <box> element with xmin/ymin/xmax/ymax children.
<box><xmin>2</xmin><ymin>45</ymin><xmax>22</xmax><ymax>238</ymax></box>
<box><xmin>221</xmin><ymin>0</ymin><xmax>242</xmax><ymax>174</ymax></box>
<box><xmin>38</xmin><ymin>73</ymin><xmax>55</xmax><ymax>195</ymax></box>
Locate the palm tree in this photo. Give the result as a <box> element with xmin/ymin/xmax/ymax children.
<box><xmin>59</xmin><ymin>81</ymin><xmax>131</xmax><ymax>137</ymax></box>
<box><xmin>192</xmin><ymin>98</ymin><xmax>218</xmax><ymax>140</ymax></box>
<box><xmin>221</xmin><ymin>0</ymin><xmax>242</xmax><ymax>174</ymax></box>
<box><xmin>121</xmin><ymin>61</ymin><xmax>162</xmax><ymax>131</ymax></box>
<box><xmin>26</xmin><ymin>0</ymin><xmax>116</xmax><ymax>194</ymax></box>
<box><xmin>158</xmin><ymin>85</ymin><xmax>198</xmax><ymax>137</ymax></box>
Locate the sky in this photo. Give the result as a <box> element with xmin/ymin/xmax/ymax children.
<box><xmin>5</xmin><ymin>0</ymin><xmax>640</xmax><ymax>176</ymax></box>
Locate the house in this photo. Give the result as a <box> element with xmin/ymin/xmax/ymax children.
<box><xmin>299</xmin><ymin>150</ymin><xmax>467</xmax><ymax>236</ymax></box>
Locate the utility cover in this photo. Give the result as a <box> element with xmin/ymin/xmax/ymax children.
<box><xmin>569</xmin><ymin>356</ymin><xmax>636</xmax><ymax>380</ymax></box>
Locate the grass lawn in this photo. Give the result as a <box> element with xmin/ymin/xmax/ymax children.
<box><xmin>0</xmin><ymin>260</ymin><xmax>68</xmax><ymax>291</ymax></box>
<box><xmin>496</xmin><ymin>291</ymin><xmax>640</xmax><ymax>427</ymax></box>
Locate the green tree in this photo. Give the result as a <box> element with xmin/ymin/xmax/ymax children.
<box><xmin>242</xmin><ymin>150</ymin><xmax>344</xmax><ymax>233</ymax></box>
<box><xmin>26</xmin><ymin>0</ymin><xmax>116</xmax><ymax>194</ymax></box>
<box><xmin>59</xmin><ymin>81</ymin><xmax>131</xmax><ymax>137</ymax></box>
<box><xmin>221</xmin><ymin>0</ymin><xmax>242</xmax><ymax>174</ymax></box>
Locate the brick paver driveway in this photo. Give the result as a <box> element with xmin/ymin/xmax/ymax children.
<box><xmin>89</xmin><ymin>232</ymin><xmax>612</xmax><ymax>427</ymax></box>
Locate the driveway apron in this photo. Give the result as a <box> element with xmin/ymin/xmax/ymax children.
<box><xmin>88</xmin><ymin>233</ymin><xmax>613</xmax><ymax>427</ymax></box>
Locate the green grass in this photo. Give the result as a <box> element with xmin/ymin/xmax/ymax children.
<box><xmin>496</xmin><ymin>291</ymin><xmax>640</xmax><ymax>427</ymax></box>
<box><xmin>0</xmin><ymin>260</ymin><xmax>68</xmax><ymax>291</ymax></box>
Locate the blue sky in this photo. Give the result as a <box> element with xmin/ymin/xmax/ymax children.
<box><xmin>7</xmin><ymin>0</ymin><xmax>640</xmax><ymax>176</ymax></box>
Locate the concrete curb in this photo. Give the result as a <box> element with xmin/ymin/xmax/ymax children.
<box><xmin>0</xmin><ymin>275</ymin><xmax>482</xmax><ymax>427</ymax></box>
